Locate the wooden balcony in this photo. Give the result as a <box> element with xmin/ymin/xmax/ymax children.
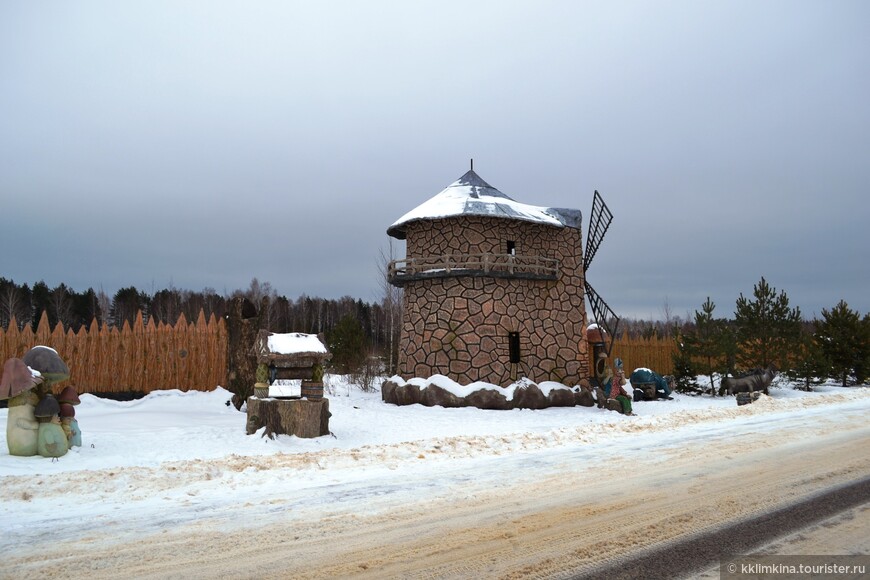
<box><xmin>388</xmin><ymin>253</ymin><xmax>559</xmax><ymax>286</ymax></box>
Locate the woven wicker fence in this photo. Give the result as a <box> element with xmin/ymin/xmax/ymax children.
<box><xmin>0</xmin><ymin>310</ymin><xmax>227</xmax><ymax>395</ymax></box>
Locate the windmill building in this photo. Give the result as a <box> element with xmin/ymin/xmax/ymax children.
<box><xmin>387</xmin><ymin>168</ymin><xmax>615</xmax><ymax>387</ymax></box>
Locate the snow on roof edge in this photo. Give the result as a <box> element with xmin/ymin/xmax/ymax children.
<box><xmin>267</xmin><ymin>333</ymin><xmax>328</xmax><ymax>355</ymax></box>
<box><xmin>387</xmin><ymin>170</ymin><xmax>582</xmax><ymax>239</ymax></box>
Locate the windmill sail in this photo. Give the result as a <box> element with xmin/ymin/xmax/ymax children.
<box><xmin>582</xmin><ymin>189</ymin><xmax>619</xmax><ymax>354</ymax></box>
<box><xmin>583</xmin><ymin>190</ymin><xmax>613</xmax><ymax>272</ymax></box>
<box><xmin>585</xmin><ymin>281</ymin><xmax>620</xmax><ymax>356</ymax></box>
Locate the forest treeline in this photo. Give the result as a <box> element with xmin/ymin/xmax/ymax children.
<box><xmin>1</xmin><ymin>277</ymin><xmax>693</xmax><ymax>338</ymax></box>
<box><xmin>668</xmin><ymin>278</ymin><xmax>870</xmax><ymax>391</ymax></box>
<box><xmin>0</xmin><ymin>277</ymin><xmax>401</xmax><ymax>360</ymax></box>
<box><xmin>2</xmin><ymin>275</ymin><xmax>868</xmax><ymax>388</ymax></box>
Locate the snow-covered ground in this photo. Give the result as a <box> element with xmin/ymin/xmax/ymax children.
<box><xmin>1</xmin><ymin>376</ymin><xmax>868</xmax><ymax>578</ymax></box>
<box><xmin>2</xmin><ymin>374</ymin><xmax>859</xmax><ymax>477</ymax></box>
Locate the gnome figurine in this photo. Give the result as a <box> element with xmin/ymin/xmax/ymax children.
<box><xmin>2</xmin><ymin>358</ymin><xmax>43</xmax><ymax>456</ymax></box>
<box><xmin>7</xmin><ymin>388</ymin><xmax>40</xmax><ymax>456</ymax></box>
<box><xmin>614</xmin><ymin>357</ymin><xmax>627</xmax><ymax>388</ymax></box>
<box><xmin>34</xmin><ymin>394</ymin><xmax>68</xmax><ymax>458</ymax></box>
<box><xmin>58</xmin><ymin>386</ymin><xmax>82</xmax><ymax>448</ymax></box>
<box><xmin>59</xmin><ymin>404</ymin><xmax>76</xmax><ymax>449</ymax></box>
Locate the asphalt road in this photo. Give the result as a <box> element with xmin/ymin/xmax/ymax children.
<box><xmin>581</xmin><ymin>477</ymin><xmax>870</xmax><ymax>579</ymax></box>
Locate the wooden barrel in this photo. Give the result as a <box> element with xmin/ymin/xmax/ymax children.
<box><xmin>301</xmin><ymin>380</ymin><xmax>324</xmax><ymax>400</ymax></box>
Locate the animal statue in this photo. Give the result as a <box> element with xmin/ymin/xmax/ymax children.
<box><xmin>719</xmin><ymin>364</ymin><xmax>778</xmax><ymax>396</ymax></box>
<box><xmin>629</xmin><ymin>368</ymin><xmax>674</xmax><ymax>400</ymax></box>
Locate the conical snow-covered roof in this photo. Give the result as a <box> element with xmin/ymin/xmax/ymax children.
<box><xmin>387</xmin><ymin>169</ymin><xmax>581</xmax><ymax>240</ymax></box>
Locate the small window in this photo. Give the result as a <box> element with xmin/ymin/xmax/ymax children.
<box><xmin>506</xmin><ymin>240</ymin><xmax>516</xmax><ymax>255</ymax></box>
<box><xmin>508</xmin><ymin>332</ymin><xmax>520</xmax><ymax>364</ymax></box>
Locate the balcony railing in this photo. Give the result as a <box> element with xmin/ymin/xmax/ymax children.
<box><xmin>388</xmin><ymin>253</ymin><xmax>559</xmax><ymax>286</ymax></box>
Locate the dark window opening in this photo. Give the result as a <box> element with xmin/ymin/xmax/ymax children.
<box><xmin>506</xmin><ymin>240</ymin><xmax>516</xmax><ymax>255</ymax></box>
<box><xmin>508</xmin><ymin>332</ymin><xmax>520</xmax><ymax>364</ymax></box>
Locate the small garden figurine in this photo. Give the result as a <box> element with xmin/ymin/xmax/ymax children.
<box><xmin>60</xmin><ymin>403</ymin><xmax>75</xmax><ymax>449</ymax></box>
<box><xmin>58</xmin><ymin>386</ymin><xmax>82</xmax><ymax>447</ymax></box>
<box><xmin>614</xmin><ymin>357</ymin><xmax>626</xmax><ymax>388</ymax></box>
<box><xmin>2</xmin><ymin>357</ymin><xmax>43</xmax><ymax>456</ymax></box>
<box><xmin>7</xmin><ymin>389</ymin><xmax>41</xmax><ymax>456</ymax></box>
<box><xmin>34</xmin><ymin>394</ymin><xmax>68</xmax><ymax>458</ymax></box>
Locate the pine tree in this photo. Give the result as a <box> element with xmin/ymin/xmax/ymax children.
<box><xmin>787</xmin><ymin>327</ymin><xmax>828</xmax><ymax>391</ymax></box>
<box><xmin>815</xmin><ymin>301</ymin><xmax>868</xmax><ymax>386</ymax></box>
<box><xmin>684</xmin><ymin>297</ymin><xmax>726</xmax><ymax>396</ymax></box>
<box><xmin>31</xmin><ymin>281</ymin><xmax>52</xmax><ymax>330</ymax></box>
<box><xmin>734</xmin><ymin>277</ymin><xmax>802</xmax><ymax>371</ymax></box>
<box><xmin>720</xmin><ymin>322</ymin><xmax>738</xmax><ymax>379</ymax></box>
<box><xmin>72</xmin><ymin>288</ymin><xmax>103</xmax><ymax>330</ymax></box>
<box><xmin>860</xmin><ymin>314</ymin><xmax>870</xmax><ymax>385</ymax></box>
<box><xmin>671</xmin><ymin>328</ymin><xmax>700</xmax><ymax>394</ymax></box>
<box><xmin>110</xmin><ymin>287</ymin><xmax>151</xmax><ymax>328</ymax></box>
<box><xmin>327</xmin><ymin>314</ymin><xmax>367</xmax><ymax>375</ymax></box>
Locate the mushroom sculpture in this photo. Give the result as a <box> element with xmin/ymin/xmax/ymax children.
<box><xmin>34</xmin><ymin>394</ymin><xmax>68</xmax><ymax>458</ymax></box>
<box><xmin>2</xmin><ymin>357</ymin><xmax>44</xmax><ymax>456</ymax></box>
<box><xmin>58</xmin><ymin>386</ymin><xmax>82</xmax><ymax>448</ymax></box>
<box><xmin>22</xmin><ymin>346</ymin><xmax>70</xmax><ymax>395</ymax></box>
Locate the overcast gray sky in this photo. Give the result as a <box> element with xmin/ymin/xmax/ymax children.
<box><xmin>2</xmin><ymin>1</ymin><xmax>868</xmax><ymax>321</ymax></box>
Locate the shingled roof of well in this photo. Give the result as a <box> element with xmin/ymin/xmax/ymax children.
<box><xmin>387</xmin><ymin>169</ymin><xmax>582</xmax><ymax>240</ymax></box>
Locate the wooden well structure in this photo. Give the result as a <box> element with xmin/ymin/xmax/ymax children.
<box><xmin>245</xmin><ymin>331</ymin><xmax>332</xmax><ymax>439</ymax></box>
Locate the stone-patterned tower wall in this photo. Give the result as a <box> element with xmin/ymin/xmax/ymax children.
<box><xmin>398</xmin><ymin>216</ymin><xmax>590</xmax><ymax>386</ymax></box>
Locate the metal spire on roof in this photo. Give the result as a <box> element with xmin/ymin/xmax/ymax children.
<box><xmin>386</xmin><ymin>164</ymin><xmax>581</xmax><ymax>239</ymax></box>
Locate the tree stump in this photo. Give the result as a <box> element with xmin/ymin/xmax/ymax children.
<box><xmin>245</xmin><ymin>397</ymin><xmax>330</xmax><ymax>438</ymax></box>
<box><xmin>226</xmin><ymin>297</ymin><xmax>264</xmax><ymax>410</ymax></box>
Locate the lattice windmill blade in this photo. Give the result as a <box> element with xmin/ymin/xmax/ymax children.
<box><xmin>585</xmin><ymin>281</ymin><xmax>620</xmax><ymax>356</ymax></box>
<box><xmin>583</xmin><ymin>189</ymin><xmax>620</xmax><ymax>355</ymax></box>
<box><xmin>583</xmin><ymin>190</ymin><xmax>613</xmax><ymax>273</ymax></box>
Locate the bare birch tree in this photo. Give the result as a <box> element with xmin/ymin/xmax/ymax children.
<box><xmin>379</xmin><ymin>241</ymin><xmax>403</xmax><ymax>375</ymax></box>
<box><xmin>0</xmin><ymin>279</ymin><xmax>25</xmax><ymax>329</ymax></box>
<box><xmin>49</xmin><ymin>283</ymin><xmax>75</xmax><ymax>329</ymax></box>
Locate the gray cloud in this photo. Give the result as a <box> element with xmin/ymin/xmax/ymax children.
<box><xmin>1</xmin><ymin>1</ymin><xmax>868</xmax><ymax>320</ymax></box>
